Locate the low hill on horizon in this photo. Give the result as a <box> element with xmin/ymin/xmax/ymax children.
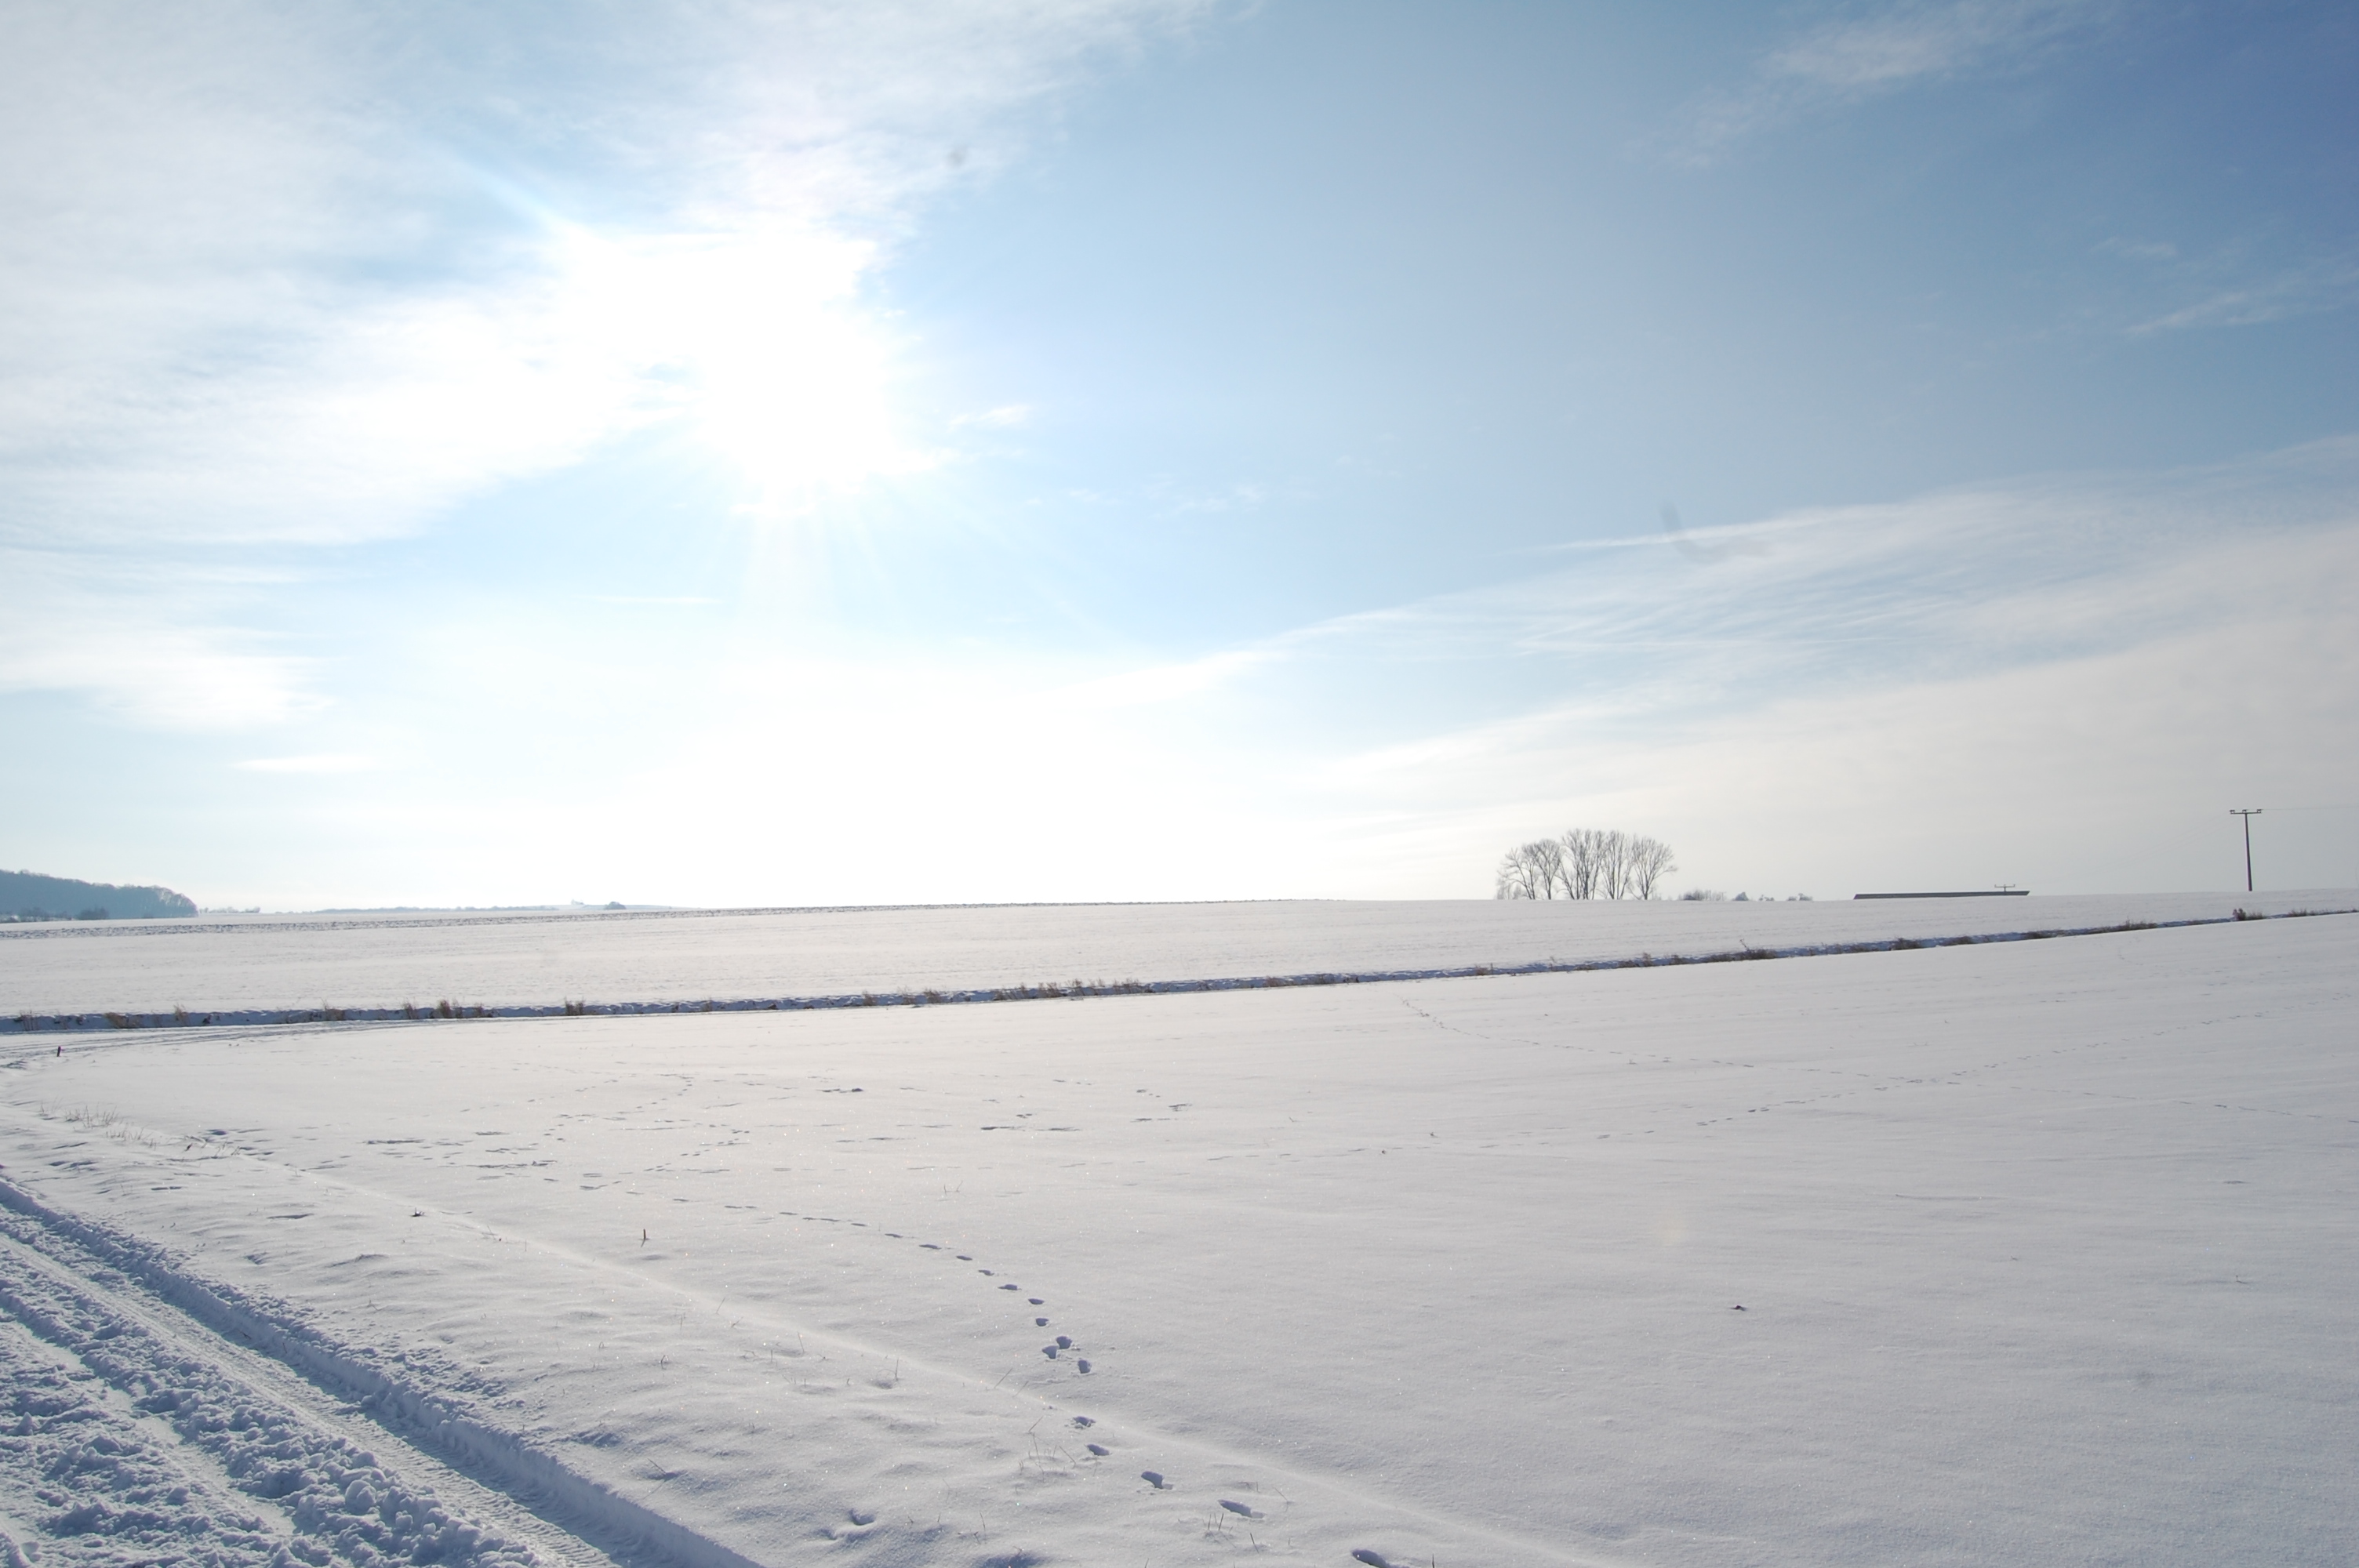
<box><xmin>2</xmin><ymin>869</ymin><xmax>197</xmax><ymax>921</ymax></box>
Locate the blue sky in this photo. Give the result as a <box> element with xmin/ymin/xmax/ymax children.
<box><xmin>4</xmin><ymin>0</ymin><xmax>2354</xmax><ymax>906</ymax></box>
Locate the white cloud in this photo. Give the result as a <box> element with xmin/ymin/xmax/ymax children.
<box><xmin>236</xmin><ymin>755</ymin><xmax>379</xmax><ymax>775</ymax></box>
<box><xmin>1168</xmin><ymin>481</ymin><xmax>1270</xmax><ymax>515</ymax></box>
<box><xmin>1311</xmin><ymin>605</ymin><xmax>2358</xmax><ymax>898</ymax></box>
<box><xmin>1766</xmin><ymin>0</ymin><xmax>2103</xmax><ymax>90</ymax></box>
<box><xmin>1057</xmin><ymin>646</ymin><xmax>1278</xmax><ymax>708</ymax></box>
<box><xmin>0</xmin><ymin>548</ymin><xmax>316</xmax><ymax>729</ymax></box>
<box><xmin>418</xmin><ymin>443</ymin><xmax>2359</xmax><ymax>901</ymax></box>
<box><xmin>1290</xmin><ymin>440</ymin><xmax>2359</xmax><ymax>704</ymax></box>
<box><xmin>1254</xmin><ymin>443</ymin><xmax>2359</xmax><ymax>894</ymax></box>
<box><xmin>1680</xmin><ymin>0</ymin><xmax>2115</xmax><ymax>160</ymax></box>
<box><xmin>119</xmin><ymin>442</ymin><xmax>2359</xmax><ymax>905</ymax></box>
<box><xmin>0</xmin><ymin>0</ymin><xmax>1213</xmax><ymax>722</ymax></box>
<box><xmin>951</xmin><ymin>404</ymin><xmax>1036</xmax><ymax>430</ymax></box>
<box><xmin>2130</xmin><ymin>251</ymin><xmax>2359</xmax><ymax>335</ymax></box>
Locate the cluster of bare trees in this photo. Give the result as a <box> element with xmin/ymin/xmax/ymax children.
<box><xmin>1495</xmin><ymin>829</ymin><xmax>1677</xmax><ymax>901</ymax></box>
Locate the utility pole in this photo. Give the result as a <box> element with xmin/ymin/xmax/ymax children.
<box><xmin>2229</xmin><ymin>808</ymin><xmax>2263</xmax><ymax>893</ymax></box>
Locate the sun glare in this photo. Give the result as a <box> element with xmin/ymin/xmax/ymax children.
<box><xmin>550</xmin><ymin>225</ymin><xmax>924</xmax><ymax>513</ymax></box>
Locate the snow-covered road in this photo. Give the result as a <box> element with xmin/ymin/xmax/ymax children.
<box><xmin>0</xmin><ymin>903</ymin><xmax>2351</xmax><ymax>1566</ymax></box>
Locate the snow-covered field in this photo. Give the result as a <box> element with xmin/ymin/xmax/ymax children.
<box><xmin>2</xmin><ymin>891</ymin><xmax>2346</xmax><ymax>1022</ymax></box>
<box><xmin>0</xmin><ymin>898</ymin><xmax>2352</xmax><ymax>1566</ymax></box>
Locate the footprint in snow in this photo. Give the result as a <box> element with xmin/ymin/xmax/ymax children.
<box><xmin>1141</xmin><ymin>1471</ymin><xmax>1169</xmax><ymax>1490</ymax></box>
<box><xmin>1350</xmin><ymin>1552</ymin><xmax>1394</xmax><ymax>1568</ymax></box>
<box><xmin>1035</xmin><ymin>1317</ymin><xmax>1050</xmax><ymax>1327</ymax></box>
<box><xmin>1070</xmin><ymin>1416</ymin><xmax>1093</xmax><ymax>1428</ymax></box>
<box><xmin>1055</xmin><ymin>1335</ymin><xmax>1071</xmax><ymax>1348</ymax></box>
<box><xmin>1042</xmin><ymin>1345</ymin><xmax>1059</xmax><ymax>1359</ymax></box>
<box><xmin>1219</xmin><ymin>1499</ymin><xmax>1260</xmax><ymax>1519</ymax></box>
<box><xmin>1000</xmin><ymin>1283</ymin><xmax>1020</xmax><ymax>1291</ymax></box>
<box><xmin>1086</xmin><ymin>1443</ymin><xmax>1110</xmax><ymax>1457</ymax></box>
<box><xmin>1075</xmin><ymin>1359</ymin><xmax>1092</xmax><ymax>1373</ymax></box>
<box><xmin>1028</xmin><ymin>1297</ymin><xmax>1044</xmax><ymax>1305</ymax></box>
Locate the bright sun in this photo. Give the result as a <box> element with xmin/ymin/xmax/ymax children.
<box><xmin>549</xmin><ymin>224</ymin><xmax>925</xmax><ymax>512</ymax></box>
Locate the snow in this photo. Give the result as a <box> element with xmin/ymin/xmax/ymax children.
<box><xmin>0</xmin><ymin>1199</ymin><xmax>567</xmax><ymax>1568</ymax></box>
<box><xmin>2</xmin><ymin>891</ymin><xmax>2346</xmax><ymax>1021</ymax></box>
<box><xmin>0</xmin><ymin>899</ymin><xmax>2353</xmax><ymax>1566</ymax></box>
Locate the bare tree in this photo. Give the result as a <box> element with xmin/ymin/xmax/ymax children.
<box><xmin>1523</xmin><ymin>837</ymin><xmax>1564</xmax><ymax>898</ymax></box>
<box><xmin>1496</xmin><ymin>839</ymin><xmax>1568</xmax><ymax>898</ymax></box>
<box><xmin>1627</xmin><ymin>835</ymin><xmax>1677</xmax><ymax>898</ymax></box>
<box><xmin>1494</xmin><ymin>848</ymin><xmax>1537</xmax><ymax>899</ymax></box>
<box><xmin>1500</xmin><ymin>827</ymin><xmax>1681</xmax><ymax>899</ymax></box>
<box><xmin>1559</xmin><ymin>828</ymin><xmax>1601</xmax><ymax>899</ymax></box>
<box><xmin>1597</xmin><ymin>829</ymin><xmax>1631</xmax><ymax>899</ymax></box>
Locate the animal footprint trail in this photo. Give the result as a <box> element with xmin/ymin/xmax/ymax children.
<box><xmin>896</xmin><ymin>1229</ymin><xmax>1107</xmax><ymax>1381</ymax></box>
<box><xmin>780</xmin><ymin>1201</ymin><xmax>1107</xmax><ymax>1378</ymax></box>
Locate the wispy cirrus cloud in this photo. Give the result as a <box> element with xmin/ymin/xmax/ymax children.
<box><xmin>0</xmin><ymin>0</ymin><xmax>1216</xmax><ymax>724</ymax></box>
<box><xmin>1677</xmin><ymin>0</ymin><xmax>2116</xmax><ymax>161</ymax></box>
<box><xmin>1097</xmin><ymin>436</ymin><xmax>2359</xmax><ymax>772</ymax></box>
<box><xmin>0</xmin><ymin>547</ymin><xmax>316</xmax><ymax>729</ymax></box>
<box><xmin>1223</xmin><ymin>440</ymin><xmax>2359</xmax><ymax>894</ymax></box>
<box><xmin>2128</xmin><ymin>250</ymin><xmax>2359</xmax><ymax>336</ymax></box>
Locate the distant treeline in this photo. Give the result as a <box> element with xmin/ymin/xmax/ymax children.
<box><xmin>2</xmin><ymin>869</ymin><xmax>197</xmax><ymax>921</ymax></box>
<box><xmin>1496</xmin><ymin>829</ymin><xmax>1677</xmax><ymax>900</ymax></box>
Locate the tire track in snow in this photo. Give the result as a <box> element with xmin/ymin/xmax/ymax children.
<box><xmin>0</xmin><ymin>1178</ymin><xmax>767</xmax><ymax>1568</ymax></box>
<box><xmin>0</xmin><ymin>1218</ymin><xmax>551</xmax><ymax>1568</ymax></box>
<box><xmin>0</xmin><ymin>1303</ymin><xmax>290</xmax><ymax>1567</ymax></box>
<box><xmin>0</xmin><ymin>1131</ymin><xmax>1605</xmax><ymax>1568</ymax></box>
